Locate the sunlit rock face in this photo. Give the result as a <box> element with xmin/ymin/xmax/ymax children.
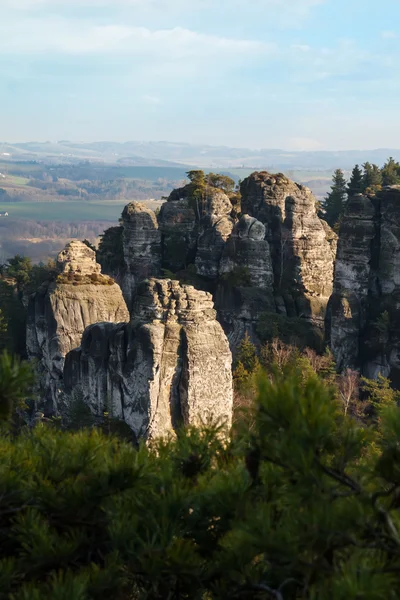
<box><xmin>27</xmin><ymin>241</ymin><xmax>129</xmax><ymax>413</ymax></box>
<box><xmin>64</xmin><ymin>278</ymin><xmax>233</xmax><ymax>441</ymax></box>
<box><xmin>240</xmin><ymin>171</ymin><xmax>337</xmax><ymax>324</ymax></box>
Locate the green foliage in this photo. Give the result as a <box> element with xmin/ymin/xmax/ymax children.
<box><xmin>0</xmin><ymin>279</ymin><xmax>26</xmax><ymax>356</ymax></box>
<box><xmin>3</xmin><ymin>368</ymin><xmax>400</xmax><ymax>597</ymax></box>
<box><xmin>322</xmin><ymin>168</ymin><xmax>348</xmax><ymax>227</ymax></box>
<box><xmin>6</xmin><ymin>255</ymin><xmax>32</xmax><ymax>293</ymax></box>
<box><xmin>186</xmin><ymin>170</ymin><xmax>206</xmax><ymax>186</ymax></box>
<box><xmin>220</xmin><ymin>266</ymin><xmax>252</xmax><ymax>288</ymax></box>
<box><xmin>97</xmin><ymin>226</ymin><xmax>125</xmax><ymax>276</ymax></box>
<box><xmin>347</xmin><ymin>164</ymin><xmax>364</xmax><ymax>197</ymax></box>
<box><xmin>257</xmin><ymin>310</ymin><xmax>324</xmax><ymax>351</ymax></box>
<box><xmin>363</xmin><ymin>162</ymin><xmax>383</xmax><ymax>194</ymax></box>
<box><xmin>361</xmin><ymin>374</ymin><xmax>400</xmax><ymax>413</ymax></box>
<box><xmin>381</xmin><ymin>157</ymin><xmax>400</xmax><ymax>186</ymax></box>
<box><xmin>0</xmin><ymin>350</ymin><xmax>34</xmax><ymax>422</ymax></box>
<box><xmin>206</xmin><ymin>173</ymin><xmax>235</xmax><ymax>194</ymax></box>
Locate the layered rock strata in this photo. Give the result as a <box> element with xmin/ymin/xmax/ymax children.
<box><xmin>27</xmin><ymin>242</ymin><xmax>129</xmax><ymax>412</ymax></box>
<box><xmin>64</xmin><ymin>278</ymin><xmax>233</xmax><ymax>440</ymax></box>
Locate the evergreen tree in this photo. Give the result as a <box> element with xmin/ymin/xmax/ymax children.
<box><xmin>347</xmin><ymin>164</ymin><xmax>364</xmax><ymax>197</ymax></box>
<box><xmin>4</xmin><ymin>364</ymin><xmax>400</xmax><ymax>598</ymax></box>
<box><xmin>381</xmin><ymin>156</ymin><xmax>400</xmax><ymax>186</ymax></box>
<box><xmin>322</xmin><ymin>168</ymin><xmax>348</xmax><ymax>227</ymax></box>
<box><xmin>363</xmin><ymin>162</ymin><xmax>383</xmax><ymax>194</ymax></box>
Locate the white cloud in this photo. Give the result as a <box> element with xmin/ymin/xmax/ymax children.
<box><xmin>381</xmin><ymin>30</ymin><xmax>397</xmax><ymax>39</ymax></box>
<box><xmin>0</xmin><ymin>18</ymin><xmax>275</xmax><ymax>57</ymax></box>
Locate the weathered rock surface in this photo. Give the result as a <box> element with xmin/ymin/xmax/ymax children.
<box><xmin>64</xmin><ymin>278</ymin><xmax>233</xmax><ymax>440</ymax></box>
<box><xmin>216</xmin><ymin>215</ymin><xmax>275</xmax><ymax>348</ymax></box>
<box><xmin>329</xmin><ymin>186</ymin><xmax>400</xmax><ymax>384</ymax></box>
<box><xmin>240</xmin><ymin>171</ymin><xmax>336</xmax><ymax>324</ymax></box>
<box><xmin>27</xmin><ymin>242</ymin><xmax>129</xmax><ymax>412</ymax></box>
<box><xmin>58</xmin><ymin>240</ymin><xmax>101</xmax><ymax>275</ymax></box>
<box><xmin>328</xmin><ymin>194</ymin><xmax>376</xmax><ymax>371</ymax></box>
<box><xmin>158</xmin><ymin>199</ymin><xmax>197</xmax><ymax>272</ymax></box>
<box><xmin>121</xmin><ymin>202</ymin><xmax>162</xmax><ymax>308</ymax></box>
<box><xmin>116</xmin><ymin>172</ymin><xmax>336</xmax><ymax>352</ymax></box>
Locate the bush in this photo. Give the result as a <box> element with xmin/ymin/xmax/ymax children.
<box><xmin>3</xmin><ymin>355</ymin><xmax>400</xmax><ymax>598</ymax></box>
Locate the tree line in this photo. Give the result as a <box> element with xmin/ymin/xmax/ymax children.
<box><xmin>322</xmin><ymin>157</ymin><xmax>400</xmax><ymax>229</ymax></box>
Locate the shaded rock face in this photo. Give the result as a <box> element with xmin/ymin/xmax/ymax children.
<box><xmin>329</xmin><ymin>187</ymin><xmax>400</xmax><ymax>384</ymax></box>
<box><xmin>328</xmin><ymin>194</ymin><xmax>376</xmax><ymax>371</ymax></box>
<box><xmin>157</xmin><ymin>187</ymin><xmax>233</xmax><ymax>275</ymax></box>
<box><xmin>121</xmin><ymin>202</ymin><xmax>162</xmax><ymax>308</ymax></box>
<box><xmin>216</xmin><ymin>215</ymin><xmax>275</xmax><ymax>349</ymax></box>
<box><xmin>158</xmin><ymin>199</ymin><xmax>197</xmax><ymax>272</ymax></box>
<box><xmin>240</xmin><ymin>172</ymin><xmax>336</xmax><ymax>325</ymax></box>
<box><xmin>64</xmin><ymin>278</ymin><xmax>233</xmax><ymax>441</ymax></box>
<box><xmin>27</xmin><ymin>242</ymin><xmax>129</xmax><ymax>413</ymax></box>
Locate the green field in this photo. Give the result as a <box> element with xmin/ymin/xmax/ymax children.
<box><xmin>0</xmin><ymin>201</ymin><xmax>128</xmax><ymax>222</ymax></box>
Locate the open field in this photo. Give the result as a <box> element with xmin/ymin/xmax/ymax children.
<box><xmin>0</xmin><ymin>201</ymin><xmax>126</xmax><ymax>222</ymax></box>
<box><xmin>0</xmin><ymin>200</ymin><xmax>163</xmax><ymax>222</ymax></box>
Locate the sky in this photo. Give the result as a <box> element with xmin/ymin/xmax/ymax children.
<box><xmin>1</xmin><ymin>0</ymin><xmax>400</xmax><ymax>150</ymax></box>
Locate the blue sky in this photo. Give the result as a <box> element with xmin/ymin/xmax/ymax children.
<box><xmin>1</xmin><ymin>0</ymin><xmax>400</xmax><ymax>150</ymax></box>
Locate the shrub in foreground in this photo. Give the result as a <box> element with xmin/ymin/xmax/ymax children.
<box><xmin>2</xmin><ymin>360</ymin><xmax>400</xmax><ymax>598</ymax></box>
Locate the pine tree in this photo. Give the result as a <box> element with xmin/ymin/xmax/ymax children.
<box><xmin>363</xmin><ymin>162</ymin><xmax>383</xmax><ymax>194</ymax></box>
<box><xmin>381</xmin><ymin>156</ymin><xmax>400</xmax><ymax>186</ymax></box>
<box><xmin>347</xmin><ymin>164</ymin><xmax>364</xmax><ymax>197</ymax></box>
<box><xmin>322</xmin><ymin>168</ymin><xmax>348</xmax><ymax>227</ymax></box>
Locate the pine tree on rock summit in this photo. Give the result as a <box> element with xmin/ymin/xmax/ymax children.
<box><xmin>322</xmin><ymin>168</ymin><xmax>348</xmax><ymax>228</ymax></box>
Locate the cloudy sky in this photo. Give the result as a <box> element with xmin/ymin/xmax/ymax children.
<box><xmin>1</xmin><ymin>0</ymin><xmax>399</xmax><ymax>149</ymax></box>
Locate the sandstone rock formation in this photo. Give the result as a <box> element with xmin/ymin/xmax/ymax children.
<box><xmin>58</xmin><ymin>241</ymin><xmax>101</xmax><ymax>276</ymax></box>
<box><xmin>114</xmin><ymin>171</ymin><xmax>336</xmax><ymax>353</ymax></box>
<box><xmin>64</xmin><ymin>278</ymin><xmax>233</xmax><ymax>440</ymax></box>
<box><xmin>329</xmin><ymin>186</ymin><xmax>400</xmax><ymax>384</ymax></box>
<box><xmin>239</xmin><ymin>171</ymin><xmax>337</xmax><ymax>325</ymax></box>
<box><xmin>195</xmin><ymin>189</ymin><xmax>234</xmax><ymax>279</ymax></box>
<box><xmin>121</xmin><ymin>202</ymin><xmax>162</xmax><ymax>308</ymax></box>
<box><xmin>328</xmin><ymin>194</ymin><xmax>376</xmax><ymax>371</ymax></box>
<box><xmin>216</xmin><ymin>215</ymin><xmax>275</xmax><ymax>348</ymax></box>
<box><xmin>27</xmin><ymin>242</ymin><xmax>129</xmax><ymax>413</ymax></box>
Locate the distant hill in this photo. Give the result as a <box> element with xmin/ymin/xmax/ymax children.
<box><xmin>1</xmin><ymin>141</ymin><xmax>400</xmax><ymax>171</ymax></box>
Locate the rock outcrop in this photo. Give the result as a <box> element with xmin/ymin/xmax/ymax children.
<box><xmin>121</xmin><ymin>202</ymin><xmax>162</xmax><ymax>308</ymax></box>
<box><xmin>329</xmin><ymin>186</ymin><xmax>400</xmax><ymax>384</ymax></box>
<box><xmin>115</xmin><ymin>172</ymin><xmax>336</xmax><ymax>352</ymax></box>
<box><xmin>27</xmin><ymin>242</ymin><xmax>129</xmax><ymax>412</ymax></box>
<box><xmin>240</xmin><ymin>171</ymin><xmax>337</xmax><ymax>324</ymax></box>
<box><xmin>64</xmin><ymin>278</ymin><xmax>233</xmax><ymax>440</ymax></box>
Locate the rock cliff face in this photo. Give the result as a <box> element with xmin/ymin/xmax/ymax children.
<box><xmin>216</xmin><ymin>215</ymin><xmax>275</xmax><ymax>348</ymax></box>
<box><xmin>121</xmin><ymin>202</ymin><xmax>162</xmax><ymax>308</ymax></box>
<box><xmin>329</xmin><ymin>186</ymin><xmax>400</xmax><ymax>384</ymax></box>
<box><xmin>64</xmin><ymin>278</ymin><xmax>233</xmax><ymax>440</ymax></box>
<box><xmin>240</xmin><ymin>171</ymin><xmax>337</xmax><ymax>324</ymax></box>
<box><xmin>27</xmin><ymin>242</ymin><xmax>129</xmax><ymax>412</ymax></box>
